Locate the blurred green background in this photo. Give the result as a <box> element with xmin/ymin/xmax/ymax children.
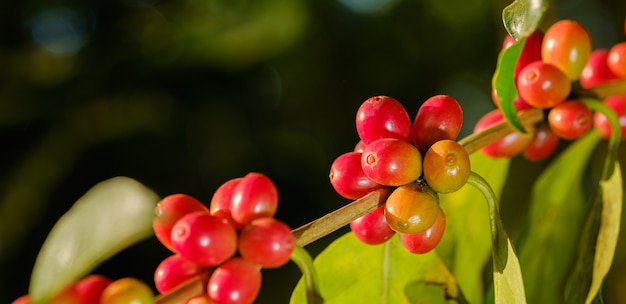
<box><xmin>1</xmin><ymin>0</ymin><xmax>625</xmax><ymax>303</ymax></box>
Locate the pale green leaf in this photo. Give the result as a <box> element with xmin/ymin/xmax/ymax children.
<box><xmin>585</xmin><ymin>163</ymin><xmax>622</xmax><ymax>304</ymax></box>
<box><xmin>502</xmin><ymin>0</ymin><xmax>549</xmax><ymax>40</ymax></box>
<box><xmin>517</xmin><ymin>133</ymin><xmax>601</xmax><ymax>303</ymax></box>
<box><xmin>290</xmin><ymin>233</ymin><xmax>459</xmax><ymax>304</ymax></box>
<box><xmin>492</xmin><ymin>36</ymin><xmax>527</xmax><ymax>133</ymax></box>
<box><xmin>29</xmin><ymin>177</ymin><xmax>160</xmax><ymax>303</ymax></box>
<box><xmin>437</xmin><ymin>152</ymin><xmax>510</xmax><ymax>304</ymax></box>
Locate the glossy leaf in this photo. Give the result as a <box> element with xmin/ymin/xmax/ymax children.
<box><xmin>516</xmin><ymin>133</ymin><xmax>601</xmax><ymax>303</ymax></box>
<box><xmin>29</xmin><ymin>177</ymin><xmax>160</xmax><ymax>303</ymax></box>
<box><xmin>466</xmin><ymin>172</ymin><xmax>527</xmax><ymax>304</ymax></box>
<box><xmin>492</xmin><ymin>36</ymin><xmax>527</xmax><ymax>133</ymax></box>
<box><xmin>437</xmin><ymin>152</ymin><xmax>510</xmax><ymax>304</ymax></box>
<box><xmin>502</xmin><ymin>0</ymin><xmax>549</xmax><ymax>40</ymax></box>
<box><xmin>290</xmin><ymin>233</ymin><xmax>460</xmax><ymax>304</ymax></box>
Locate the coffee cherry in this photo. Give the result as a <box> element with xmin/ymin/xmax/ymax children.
<box><xmin>523</xmin><ymin>123</ymin><xmax>560</xmax><ymax>161</ymax></box>
<box><xmin>516</xmin><ymin>61</ymin><xmax>571</xmax><ymax>109</ymax></box>
<box><xmin>361</xmin><ymin>138</ymin><xmax>422</xmax><ymax>186</ymax></box>
<box><xmin>329</xmin><ymin>151</ymin><xmax>383</xmax><ymax>200</ymax></box>
<box><xmin>502</xmin><ymin>30</ymin><xmax>544</xmax><ymax>79</ymax></box>
<box><xmin>399</xmin><ymin>208</ymin><xmax>446</xmax><ymax>254</ymax></box>
<box><xmin>548</xmin><ymin>100</ymin><xmax>593</xmax><ymax>139</ymax></box>
<box><xmin>353</xmin><ymin>140</ymin><xmax>367</xmax><ymax>153</ymax></box>
<box><xmin>423</xmin><ymin>140</ymin><xmax>470</xmax><ymax>194</ymax></box>
<box><xmin>184</xmin><ymin>295</ymin><xmax>212</xmax><ymax>304</ymax></box>
<box><xmin>350</xmin><ymin>204</ymin><xmax>396</xmax><ymax>245</ymax></box>
<box><xmin>542</xmin><ymin>20</ymin><xmax>592</xmax><ymax>81</ymax></box>
<box><xmin>75</xmin><ymin>274</ymin><xmax>113</xmax><ymax>304</ymax></box>
<box><xmin>208</xmin><ymin>257</ymin><xmax>261</xmax><ymax>304</ymax></box>
<box><xmin>384</xmin><ymin>181</ymin><xmax>439</xmax><ymax>234</ymax></box>
<box><xmin>593</xmin><ymin>95</ymin><xmax>626</xmax><ymax>140</ymax></box>
<box><xmin>474</xmin><ymin>109</ymin><xmax>533</xmax><ymax>158</ymax></box>
<box><xmin>238</xmin><ymin>217</ymin><xmax>295</xmax><ymax>269</ymax></box>
<box><xmin>411</xmin><ymin>95</ymin><xmax>463</xmax><ymax>151</ymax></box>
<box><xmin>171</xmin><ymin>212</ymin><xmax>238</xmax><ymax>266</ymax></box>
<box><xmin>355</xmin><ymin>96</ymin><xmax>412</xmax><ymax>144</ymax></box>
<box><xmin>153</xmin><ymin>194</ymin><xmax>209</xmax><ymax>252</ymax></box>
<box><xmin>100</xmin><ymin>278</ymin><xmax>154</xmax><ymax>304</ymax></box>
<box><xmin>11</xmin><ymin>295</ymin><xmax>30</xmax><ymax>304</ymax></box>
<box><xmin>230</xmin><ymin>172</ymin><xmax>278</xmax><ymax>226</ymax></box>
<box><xmin>580</xmin><ymin>49</ymin><xmax>620</xmax><ymax>89</ymax></box>
<box><xmin>154</xmin><ymin>254</ymin><xmax>207</xmax><ymax>293</ymax></box>
<box><xmin>608</xmin><ymin>42</ymin><xmax>626</xmax><ymax>78</ymax></box>
<box><xmin>210</xmin><ymin>177</ymin><xmax>243</xmax><ymax>228</ymax></box>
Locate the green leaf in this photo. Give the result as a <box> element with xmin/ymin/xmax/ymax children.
<box><xmin>502</xmin><ymin>0</ymin><xmax>549</xmax><ymax>40</ymax></box>
<box><xmin>492</xmin><ymin>36</ymin><xmax>527</xmax><ymax>134</ymax></box>
<box><xmin>466</xmin><ymin>172</ymin><xmax>527</xmax><ymax>304</ymax></box>
<box><xmin>290</xmin><ymin>233</ymin><xmax>460</xmax><ymax>304</ymax></box>
<box><xmin>437</xmin><ymin>152</ymin><xmax>510</xmax><ymax>304</ymax></box>
<box><xmin>29</xmin><ymin>177</ymin><xmax>160</xmax><ymax>303</ymax></box>
<box><xmin>585</xmin><ymin>163</ymin><xmax>622</xmax><ymax>304</ymax></box>
<box><xmin>517</xmin><ymin>133</ymin><xmax>601</xmax><ymax>303</ymax></box>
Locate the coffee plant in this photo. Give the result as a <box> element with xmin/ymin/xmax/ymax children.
<box><xmin>7</xmin><ymin>0</ymin><xmax>626</xmax><ymax>303</ymax></box>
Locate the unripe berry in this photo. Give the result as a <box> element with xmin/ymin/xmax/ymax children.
<box><xmin>100</xmin><ymin>278</ymin><xmax>154</xmax><ymax>304</ymax></box>
<box><xmin>542</xmin><ymin>20</ymin><xmax>592</xmax><ymax>81</ymax></box>
<box><xmin>384</xmin><ymin>181</ymin><xmax>439</xmax><ymax>234</ymax></box>
<box><xmin>423</xmin><ymin>140</ymin><xmax>470</xmax><ymax>194</ymax></box>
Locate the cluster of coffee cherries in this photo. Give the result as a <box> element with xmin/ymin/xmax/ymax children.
<box><xmin>12</xmin><ymin>275</ymin><xmax>154</xmax><ymax>304</ymax></box>
<box><xmin>481</xmin><ymin>19</ymin><xmax>626</xmax><ymax>161</ymax></box>
<box><xmin>152</xmin><ymin>172</ymin><xmax>295</xmax><ymax>304</ymax></box>
<box><xmin>330</xmin><ymin>95</ymin><xmax>469</xmax><ymax>254</ymax></box>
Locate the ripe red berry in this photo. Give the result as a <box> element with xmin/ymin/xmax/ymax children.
<box><xmin>355</xmin><ymin>96</ymin><xmax>412</xmax><ymax>144</ymax></box>
<box><xmin>238</xmin><ymin>217</ymin><xmax>295</xmax><ymax>268</ymax></box>
<box><xmin>542</xmin><ymin>20</ymin><xmax>592</xmax><ymax>81</ymax></box>
<box><xmin>502</xmin><ymin>30</ymin><xmax>544</xmax><ymax>79</ymax></box>
<box><xmin>329</xmin><ymin>151</ymin><xmax>383</xmax><ymax>200</ymax></box>
<box><xmin>210</xmin><ymin>177</ymin><xmax>243</xmax><ymax>227</ymax></box>
<box><xmin>230</xmin><ymin>172</ymin><xmax>278</xmax><ymax>226</ymax></box>
<box><xmin>411</xmin><ymin>95</ymin><xmax>463</xmax><ymax>151</ymax></box>
<box><xmin>608</xmin><ymin>42</ymin><xmax>626</xmax><ymax>78</ymax></box>
<box><xmin>75</xmin><ymin>274</ymin><xmax>113</xmax><ymax>304</ymax></box>
<box><xmin>516</xmin><ymin>61</ymin><xmax>571</xmax><ymax>109</ymax></box>
<box><xmin>580</xmin><ymin>49</ymin><xmax>620</xmax><ymax>89</ymax></box>
<box><xmin>400</xmin><ymin>207</ymin><xmax>446</xmax><ymax>254</ymax></box>
<box><xmin>153</xmin><ymin>194</ymin><xmax>209</xmax><ymax>252</ymax></box>
<box><xmin>593</xmin><ymin>95</ymin><xmax>626</xmax><ymax>140</ymax></box>
<box><xmin>523</xmin><ymin>123</ymin><xmax>560</xmax><ymax>161</ymax></box>
<box><xmin>361</xmin><ymin>138</ymin><xmax>422</xmax><ymax>186</ymax></box>
<box><xmin>350</xmin><ymin>204</ymin><xmax>396</xmax><ymax>245</ymax></box>
<box><xmin>422</xmin><ymin>139</ymin><xmax>470</xmax><ymax>194</ymax></box>
<box><xmin>548</xmin><ymin>100</ymin><xmax>593</xmax><ymax>139</ymax></box>
<box><xmin>154</xmin><ymin>254</ymin><xmax>207</xmax><ymax>293</ymax></box>
<box><xmin>474</xmin><ymin>109</ymin><xmax>533</xmax><ymax>158</ymax></box>
<box><xmin>208</xmin><ymin>257</ymin><xmax>261</xmax><ymax>304</ymax></box>
<box><xmin>171</xmin><ymin>212</ymin><xmax>238</xmax><ymax>266</ymax></box>
<box><xmin>384</xmin><ymin>181</ymin><xmax>439</xmax><ymax>234</ymax></box>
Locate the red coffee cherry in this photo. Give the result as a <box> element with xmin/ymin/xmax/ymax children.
<box><xmin>75</xmin><ymin>275</ymin><xmax>113</xmax><ymax>304</ymax></box>
<box><xmin>593</xmin><ymin>95</ymin><xmax>626</xmax><ymax>140</ymax></box>
<box><xmin>384</xmin><ymin>181</ymin><xmax>439</xmax><ymax>234</ymax></box>
<box><xmin>580</xmin><ymin>49</ymin><xmax>620</xmax><ymax>89</ymax></box>
<box><xmin>238</xmin><ymin>217</ymin><xmax>295</xmax><ymax>269</ymax></box>
<box><xmin>542</xmin><ymin>19</ymin><xmax>592</xmax><ymax>81</ymax></box>
<box><xmin>399</xmin><ymin>208</ymin><xmax>446</xmax><ymax>254</ymax></box>
<box><xmin>350</xmin><ymin>204</ymin><xmax>396</xmax><ymax>245</ymax></box>
<box><xmin>422</xmin><ymin>140</ymin><xmax>470</xmax><ymax>194</ymax></box>
<box><xmin>523</xmin><ymin>123</ymin><xmax>560</xmax><ymax>161</ymax></box>
<box><xmin>153</xmin><ymin>194</ymin><xmax>210</xmax><ymax>252</ymax></box>
<box><xmin>474</xmin><ymin>109</ymin><xmax>533</xmax><ymax>158</ymax></box>
<box><xmin>171</xmin><ymin>212</ymin><xmax>238</xmax><ymax>266</ymax></box>
<box><xmin>502</xmin><ymin>30</ymin><xmax>544</xmax><ymax>79</ymax></box>
<box><xmin>411</xmin><ymin>95</ymin><xmax>463</xmax><ymax>151</ymax></box>
<box><xmin>361</xmin><ymin>138</ymin><xmax>423</xmax><ymax>186</ymax></box>
<box><xmin>208</xmin><ymin>257</ymin><xmax>261</xmax><ymax>304</ymax></box>
<box><xmin>210</xmin><ymin>177</ymin><xmax>243</xmax><ymax>228</ymax></box>
<box><xmin>608</xmin><ymin>42</ymin><xmax>626</xmax><ymax>78</ymax></box>
<box><xmin>355</xmin><ymin>96</ymin><xmax>412</xmax><ymax>144</ymax></box>
<box><xmin>548</xmin><ymin>100</ymin><xmax>593</xmax><ymax>140</ymax></box>
<box><xmin>154</xmin><ymin>254</ymin><xmax>207</xmax><ymax>293</ymax></box>
<box><xmin>516</xmin><ymin>61</ymin><xmax>571</xmax><ymax>109</ymax></box>
<box><xmin>230</xmin><ymin>172</ymin><xmax>278</xmax><ymax>226</ymax></box>
<box><xmin>329</xmin><ymin>151</ymin><xmax>383</xmax><ymax>200</ymax></box>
